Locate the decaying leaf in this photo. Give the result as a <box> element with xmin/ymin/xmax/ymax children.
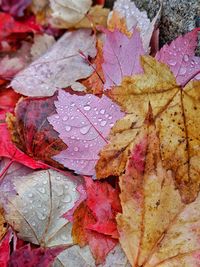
<box><xmin>8</xmin><ymin>244</ymin><xmax>64</xmax><ymax>267</ymax></box>
<box><xmin>156</xmin><ymin>29</ymin><xmax>200</xmax><ymax>86</ymax></box>
<box><xmin>102</xmin><ymin>28</ymin><xmax>144</xmax><ymax>90</ymax></box>
<box><xmin>117</xmin><ymin>113</ymin><xmax>200</xmax><ymax>267</ymax></box>
<box><xmin>7</xmin><ymin>94</ymin><xmax>67</xmax><ymax>168</ymax></box>
<box><xmin>50</xmin><ymin>0</ymin><xmax>92</xmax><ymax>28</ymax></box>
<box><xmin>11</xmin><ymin>29</ymin><xmax>97</xmax><ymax>97</ymax></box>
<box><xmin>53</xmin><ymin>244</ymin><xmax>130</xmax><ymax>267</ymax></box>
<box><xmin>0</xmin><ymin>208</ymin><xmax>7</xmax><ymax>241</ymax></box>
<box><xmin>97</xmin><ymin>56</ymin><xmax>200</xmax><ymax>203</ymax></box>
<box><xmin>108</xmin><ymin>0</ymin><xmax>161</xmax><ymax>52</ymax></box>
<box><xmin>0</xmin><ymin>0</ymin><xmax>32</xmax><ymax>17</ymax></box>
<box><xmin>0</xmin><ymin>169</ymin><xmax>81</xmax><ymax>247</ymax></box>
<box><xmin>48</xmin><ymin>90</ymin><xmax>124</xmax><ymax>175</ymax></box>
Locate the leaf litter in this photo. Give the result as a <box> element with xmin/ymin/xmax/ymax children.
<box><xmin>0</xmin><ymin>0</ymin><xmax>200</xmax><ymax>266</ymax></box>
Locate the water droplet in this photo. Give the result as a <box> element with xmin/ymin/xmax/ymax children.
<box><xmin>43</xmin><ymin>180</ymin><xmax>47</xmax><ymax>185</ymax></box>
<box><xmin>80</xmin><ymin>125</ymin><xmax>91</xmax><ymax>135</ymax></box>
<box><xmin>105</xmin><ymin>114</ymin><xmax>109</xmax><ymax>118</ymax></box>
<box><xmin>168</xmin><ymin>59</ymin><xmax>176</xmax><ymax>66</ymax></box>
<box><xmin>110</xmin><ymin>123</ymin><xmax>114</xmax><ymax>127</ymax></box>
<box><xmin>64</xmin><ymin>184</ymin><xmax>69</xmax><ymax>189</ymax></box>
<box><xmin>56</xmin><ymin>176</ymin><xmax>61</xmax><ymax>181</ymax></box>
<box><xmin>71</xmin><ymin>116</ymin><xmax>74</xmax><ymax>120</ymax></box>
<box><xmin>191</xmin><ymin>60</ymin><xmax>195</xmax><ymax>66</ymax></box>
<box><xmin>179</xmin><ymin>67</ymin><xmax>186</xmax><ymax>75</ymax></box>
<box><xmin>62</xmin><ymin>195</ymin><xmax>72</xmax><ymax>203</ymax></box>
<box><xmin>108</xmin><ymin>116</ymin><xmax>112</xmax><ymax>120</ymax></box>
<box><xmin>71</xmin><ymin>103</ymin><xmax>75</xmax><ymax>107</ymax></box>
<box><xmin>65</xmin><ymin>125</ymin><xmax>71</xmax><ymax>131</ymax></box>
<box><xmin>183</xmin><ymin>54</ymin><xmax>189</xmax><ymax>62</ymax></box>
<box><xmin>32</xmin><ymin>221</ymin><xmax>36</xmax><ymax>226</ymax></box>
<box><xmin>71</xmin><ymin>136</ymin><xmax>75</xmax><ymax>139</ymax></box>
<box><xmin>55</xmin><ymin>115</ymin><xmax>59</xmax><ymax>119</ymax></box>
<box><xmin>38</xmin><ymin>187</ymin><xmax>46</xmax><ymax>194</ymax></box>
<box><xmin>100</xmin><ymin>109</ymin><xmax>105</xmax><ymax>115</ymax></box>
<box><xmin>100</xmin><ymin>120</ymin><xmax>107</xmax><ymax>127</ymax></box>
<box><xmin>28</xmin><ymin>193</ymin><xmax>33</xmax><ymax>198</ymax></box>
<box><xmin>74</xmin><ymin>147</ymin><xmax>79</xmax><ymax>152</ymax></box>
<box><xmin>85</xmin><ymin>144</ymin><xmax>89</xmax><ymax>148</ymax></box>
<box><xmin>83</xmin><ymin>105</ymin><xmax>91</xmax><ymax>111</ymax></box>
<box><xmin>72</xmin><ymin>188</ymin><xmax>76</xmax><ymax>192</ymax></box>
<box><xmin>63</xmin><ymin>116</ymin><xmax>68</xmax><ymax>121</ymax></box>
<box><xmin>37</xmin><ymin>213</ymin><xmax>47</xmax><ymax>221</ymax></box>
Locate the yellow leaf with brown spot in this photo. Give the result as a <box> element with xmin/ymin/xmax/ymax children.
<box><xmin>117</xmin><ymin>115</ymin><xmax>200</xmax><ymax>267</ymax></box>
<box><xmin>107</xmin><ymin>11</ymin><xmax>131</xmax><ymax>37</ymax></box>
<box><xmin>97</xmin><ymin>56</ymin><xmax>200</xmax><ymax>203</ymax></box>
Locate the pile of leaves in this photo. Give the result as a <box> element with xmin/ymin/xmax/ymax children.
<box><xmin>0</xmin><ymin>0</ymin><xmax>200</xmax><ymax>266</ymax></box>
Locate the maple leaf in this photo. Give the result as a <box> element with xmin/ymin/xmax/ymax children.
<box><xmin>11</xmin><ymin>29</ymin><xmax>97</xmax><ymax>97</ymax></box>
<box><xmin>0</xmin><ymin>169</ymin><xmax>81</xmax><ymax>247</ymax></box>
<box><xmin>0</xmin><ymin>88</ymin><xmax>20</xmax><ymax>112</ymax></box>
<box><xmin>0</xmin><ymin>231</ymin><xmax>11</xmax><ymax>267</ymax></box>
<box><xmin>6</xmin><ymin>94</ymin><xmax>67</xmax><ymax>168</ymax></box>
<box><xmin>72</xmin><ymin>201</ymin><xmax>117</xmax><ymax>264</ymax></box>
<box><xmin>156</xmin><ymin>28</ymin><xmax>200</xmax><ymax>87</ymax></box>
<box><xmin>117</xmin><ymin>112</ymin><xmax>200</xmax><ymax>267</ymax></box>
<box><xmin>54</xmin><ymin>244</ymin><xmax>130</xmax><ymax>267</ymax></box>
<box><xmin>50</xmin><ymin>0</ymin><xmax>92</xmax><ymax>28</ymax></box>
<box><xmin>8</xmin><ymin>244</ymin><xmax>64</xmax><ymax>267</ymax></box>
<box><xmin>109</xmin><ymin>0</ymin><xmax>161</xmax><ymax>52</ymax></box>
<box><xmin>102</xmin><ymin>28</ymin><xmax>144</xmax><ymax>90</ymax></box>
<box><xmin>0</xmin><ymin>0</ymin><xmax>32</xmax><ymax>17</ymax></box>
<box><xmin>48</xmin><ymin>90</ymin><xmax>124</xmax><ymax>175</ymax></box>
<box><xmin>97</xmin><ymin>55</ymin><xmax>200</xmax><ymax>203</ymax></box>
<box><xmin>84</xmin><ymin>176</ymin><xmax>121</xmax><ymax>238</ymax></box>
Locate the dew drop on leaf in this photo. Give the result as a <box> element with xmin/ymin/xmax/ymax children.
<box><xmin>80</xmin><ymin>125</ymin><xmax>91</xmax><ymax>135</ymax></box>
<box><xmin>65</xmin><ymin>125</ymin><xmax>71</xmax><ymax>132</ymax></box>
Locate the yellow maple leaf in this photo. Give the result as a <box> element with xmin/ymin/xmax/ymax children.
<box><xmin>96</xmin><ymin>56</ymin><xmax>200</xmax><ymax>203</ymax></box>
<box><xmin>117</xmin><ymin>113</ymin><xmax>200</xmax><ymax>267</ymax></box>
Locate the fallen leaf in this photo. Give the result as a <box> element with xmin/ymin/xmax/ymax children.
<box><xmin>11</xmin><ymin>29</ymin><xmax>97</xmax><ymax>97</ymax></box>
<box><xmin>0</xmin><ymin>169</ymin><xmax>81</xmax><ymax>247</ymax></box>
<box><xmin>31</xmin><ymin>33</ymin><xmax>56</xmax><ymax>61</ymax></box>
<box><xmin>0</xmin><ymin>230</ymin><xmax>12</xmax><ymax>267</ymax></box>
<box><xmin>84</xmin><ymin>176</ymin><xmax>121</xmax><ymax>238</ymax></box>
<box><xmin>97</xmin><ymin>56</ymin><xmax>200</xmax><ymax>203</ymax></box>
<box><xmin>48</xmin><ymin>90</ymin><xmax>124</xmax><ymax>175</ymax></box>
<box><xmin>53</xmin><ymin>244</ymin><xmax>130</xmax><ymax>267</ymax></box>
<box><xmin>0</xmin><ymin>208</ymin><xmax>7</xmax><ymax>241</ymax></box>
<box><xmin>109</xmin><ymin>0</ymin><xmax>161</xmax><ymax>52</ymax></box>
<box><xmin>72</xmin><ymin>201</ymin><xmax>117</xmax><ymax>264</ymax></box>
<box><xmin>82</xmin><ymin>40</ymin><xmax>105</xmax><ymax>95</ymax></box>
<box><xmin>102</xmin><ymin>28</ymin><xmax>144</xmax><ymax>90</ymax></box>
<box><xmin>156</xmin><ymin>28</ymin><xmax>200</xmax><ymax>87</ymax></box>
<box><xmin>0</xmin><ymin>122</ymin><xmax>46</xmax><ymax>169</ymax></box>
<box><xmin>6</xmin><ymin>94</ymin><xmax>67</xmax><ymax>168</ymax></box>
<box><xmin>30</xmin><ymin>0</ymin><xmax>48</xmax><ymax>15</ymax></box>
<box><xmin>8</xmin><ymin>244</ymin><xmax>64</xmax><ymax>267</ymax></box>
<box><xmin>117</xmin><ymin>112</ymin><xmax>200</xmax><ymax>267</ymax></box>
<box><xmin>0</xmin><ymin>0</ymin><xmax>32</xmax><ymax>17</ymax></box>
<box><xmin>0</xmin><ymin>88</ymin><xmax>20</xmax><ymax>112</ymax></box>
<box><xmin>50</xmin><ymin>0</ymin><xmax>92</xmax><ymax>28</ymax></box>
<box><xmin>0</xmin><ymin>13</ymin><xmax>41</xmax><ymax>42</ymax></box>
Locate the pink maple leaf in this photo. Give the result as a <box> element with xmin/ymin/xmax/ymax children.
<box><xmin>156</xmin><ymin>28</ymin><xmax>200</xmax><ymax>87</ymax></box>
<box><xmin>102</xmin><ymin>28</ymin><xmax>145</xmax><ymax>90</ymax></box>
<box><xmin>48</xmin><ymin>90</ymin><xmax>124</xmax><ymax>176</ymax></box>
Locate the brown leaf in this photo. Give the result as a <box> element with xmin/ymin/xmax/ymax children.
<box><xmin>97</xmin><ymin>56</ymin><xmax>200</xmax><ymax>203</ymax></box>
<box><xmin>0</xmin><ymin>208</ymin><xmax>7</xmax><ymax>241</ymax></box>
<box><xmin>117</xmin><ymin>112</ymin><xmax>200</xmax><ymax>267</ymax></box>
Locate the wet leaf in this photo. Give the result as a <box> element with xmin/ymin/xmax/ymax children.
<box><xmin>48</xmin><ymin>90</ymin><xmax>124</xmax><ymax>175</ymax></box>
<box><xmin>0</xmin><ymin>169</ymin><xmax>81</xmax><ymax>247</ymax></box>
<box><xmin>102</xmin><ymin>28</ymin><xmax>144</xmax><ymax>90</ymax></box>
<box><xmin>11</xmin><ymin>29</ymin><xmax>97</xmax><ymax>97</ymax></box>
<box><xmin>156</xmin><ymin>29</ymin><xmax>200</xmax><ymax>87</ymax></box>
<box><xmin>97</xmin><ymin>56</ymin><xmax>200</xmax><ymax>203</ymax></box>
<box><xmin>117</xmin><ymin>114</ymin><xmax>200</xmax><ymax>267</ymax></box>
<box><xmin>7</xmin><ymin>94</ymin><xmax>67</xmax><ymax>168</ymax></box>
<box><xmin>0</xmin><ymin>231</ymin><xmax>12</xmax><ymax>267</ymax></box>
<box><xmin>8</xmin><ymin>244</ymin><xmax>64</xmax><ymax>267</ymax></box>
<box><xmin>0</xmin><ymin>208</ymin><xmax>7</xmax><ymax>241</ymax></box>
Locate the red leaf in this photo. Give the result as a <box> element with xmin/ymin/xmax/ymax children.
<box><xmin>0</xmin><ymin>231</ymin><xmax>12</xmax><ymax>267</ymax></box>
<box><xmin>0</xmin><ymin>88</ymin><xmax>21</xmax><ymax>112</ymax></box>
<box><xmin>156</xmin><ymin>28</ymin><xmax>200</xmax><ymax>87</ymax></box>
<box><xmin>48</xmin><ymin>90</ymin><xmax>124</xmax><ymax>175</ymax></box>
<box><xmin>84</xmin><ymin>176</ymin><xmax>121</xmax><ymax>238</ymax></box>
<box><xmin>8</xmin><ymin>245</ymin><xmax>64</xmax><ymax>267</ymax></box>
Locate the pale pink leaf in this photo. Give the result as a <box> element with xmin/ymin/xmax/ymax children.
<box><xmin>48</xmin><ymin>90</ymin><xmax>124</xmax><ymax>175</ymax></box>
<box><xmin>11</xmin><ymin>29</ymin><xmax>96</xmax><ymax>97</ymax></box>
<box><xmin>156</xmin><ymin>28</ymin><xmax>200</xmax><ymax>87</ymax></box>
<box><xmin>102</xmin><ymin>28</ymin><xmax>144</xmax><ymax>90</ymax></box>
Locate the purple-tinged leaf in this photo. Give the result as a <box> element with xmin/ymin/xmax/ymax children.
<box><xmin>0</xmin><ymin>0</ymin><xmax>32</xmax><ymax>17</ymax></box>
<box><xmin>156</xmin><ymin>28</ymin><xmax>200</xmax><ymax>87</ymax></box>
<box><xmin>48</xmin><ymin>90</ymin><xmax>124</xmax><ymax>175</ymax></box>
<box><xmin>102</xmin><ymin>28</ymin><xmax>144</xmax><ymax>90</ymax></box>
